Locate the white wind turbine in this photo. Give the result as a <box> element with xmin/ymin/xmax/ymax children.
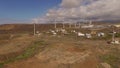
<box><xmin>63</xmin><ymin>22</ymin><xmax>65</xmax><ymax>28</ymax></box>
<box><xmin>32</xmin><ymin>19</ymin><xmax>38</xmax><ymax>36</ymax></box>
<box><xmin>54</xmin><ymin>19</ymin><xmax>57</xmax><ymax>29</ymax></box>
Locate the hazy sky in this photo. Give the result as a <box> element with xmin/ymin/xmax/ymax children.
<box><xmin>0</xmin><ymin>0</ymin><xmax>61</xmax><ymax>24</ymax></box>
<box><xmin>0</xmin><ymin>0</ymin><xmax>120</xmax><ymax>24</ymax></box>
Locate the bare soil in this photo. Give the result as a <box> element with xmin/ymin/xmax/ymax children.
<box><xmin>0</xmin><ymin>24</ymin><xmax>119</xmax><ymax>68</ymax></box>
<box><xmin>2</xmin><ymin>35</ymin><xmax>111</xmax><ymax>68</ymax></box>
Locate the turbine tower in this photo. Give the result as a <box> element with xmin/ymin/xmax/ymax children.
<box><xmin>69</xmin><ymin>23</ymin><xmax>72</xmax><ymax>28</ymax></box>
<box><xmin>89</xmin><ymin>20</ymin><xmax>92</xmax><ymax>25</ymax></box>
<box><xmin>32</xmin><ymin>19</ymin><xmax>38</xmax><ymax>36</ymax></box>
<box><xmin>54</xmin><ymin>19</ymin><xmax>57</xmax><ymax>29</ymax></box>
<box><xmin>112</xmin><ymin>27</ymin><xmax>115</xmax><ymax>43</ymax></box>
<box><xmin>63</xmin><ymin>23</ymin><xmax>65</xmax><ymax>28</ymax></box>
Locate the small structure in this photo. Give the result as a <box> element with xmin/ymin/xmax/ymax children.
<box><xmin>81</xmin><ymin>21</ymin><xmax>94</xmax><ymax>28</ymax></box>
<box><xmin>36</xmin><ymin>31</ymin><xmax>41</xmax><ymax>37</ymax></box>
<box><xmin>77</xmin><ymin>32</ymin><xmax>85</xmax><ymax>37</ymax></box>
<box><xmin>36</xmin><ymin>31</ymin><xmax>40</xmax><ymax>34</ymax></box>
<box><xmin>61</xmin><ymin>29</ymin><xmax>68</xmax><ymax>35</ymax></box>
<box><xmin>61</xmin><ymin>29</ymin><xmax>66</xmax><ymax>32</ymax></box>
<box><xmin>55</xmin><ymin>29</ymin><xmax>60</xmax><ymax>32</ymax></box>
<box><xmin>91</xmin><ymin>30</ymin><xmax>97</xmax><ymax>35</ymax></box>
<box><xmin>97</xmin><ymin>32</ymin><xmax>105</xmax><ymax>37</ymax></box>
<box><xmin>81</xmin><ymin>25</ymin><xmax>94</xmax><ymax>28</ymax></box>
<box><xmin>71</xmin><ymin>30</ymin><xmax>77</xmax><ymax>34</ymax></box>
<box><xmin>52</xmin><ymin>31</ymin><xmax>57</xmax><ymax>36</ymax></box>
<box><xmin>50</xmin><ymin>30</ymin><xmax>57</xmax><ymax>35</ymax></box>
<box><xmin>114</xmin><ymin>24</ymin><xmax>120</xmax><ymax>28</ymax></box>
<box><xmin>85</xmin><ymin>33</ymin><xmax>92</xmax><ymax>38</ymax></box>
<box><xmin>111</xmin><ymin>40</ymin><xmax>120</xmax><ymax>44</ymax></box>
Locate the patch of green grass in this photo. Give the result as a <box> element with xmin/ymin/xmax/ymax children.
<box><xmin>100</xmin><ymin>48</ymin><xmax>120</xmax><ymax>68</ymax></box>
<box><xmin>0</xmin><ymin>63</ymin><xmax>4</xmax><ymax>68</ymax></box>
<box><xmin>115</xmin><ymin>33</ymin><xmax>120</xmax><ymax>37</ymax></box>
<box><xmin>0</xmin><ymin>40</ymin><xmax>47</xmax><ymax>68</ymax></box>
<box><xmin>91</xmin><ymin>34</ymin><xmax>112</xmax><ymax>40</ymax></box>
<box><xmin>101</xmin><ymin>54</ymin><xmax>119</xmax><ymax>68</ymax></box>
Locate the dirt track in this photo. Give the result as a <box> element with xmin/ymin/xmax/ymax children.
<box><xmin>0</xmin><ymin>32</ymin><xmax>119</xmax><ymax>68</ymax></box>
<box><xmin>2</xmin><ymin>35</ymin><xmax>111</xmax><ymax>68</ymax></box>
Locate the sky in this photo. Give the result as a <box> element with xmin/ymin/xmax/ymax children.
<box><xmin>39</xmin><ymin>0</ymin><xmax>120</xmax><ymax>23</ymax></box>
<box><xmin>0</xmin><ymin>0</ymin><xmax>120</xmax><ymax>24</ymax></box>
<box><xmin>0</xmin><ymin>0</ymin><xmax>61</xmax><ymax>24</ymax></box>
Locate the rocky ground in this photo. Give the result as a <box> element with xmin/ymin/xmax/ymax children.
<box><xmin>0</xmin><ymin>24</ymin><xmax>119</xmax><ymax>68</ymax></box>
<box><xmin>0</xmin><ymin>34</ymin><xmax>119</xmax><ymax>68</ymax></box>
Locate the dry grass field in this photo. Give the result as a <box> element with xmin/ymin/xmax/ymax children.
<box><xmin>0</xmin><ymin>24</ymin><xmax>120</xmax><ymax>68</ymax></box>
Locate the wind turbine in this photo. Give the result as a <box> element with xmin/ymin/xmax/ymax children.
<box><xmin>74</xmin><ymin>20</ymin><xmax>77</xmax><ymax>28</ymax></box>
<box><xmin>54</xmin><ymin>19</ymin><xmax>57</xmax><ymax>29</ymax></box>
<box><xmin>69</xmin><ymin>23</ymin><xmax>72</xmax><ymax>28</ymax></box>
<box><xmin>78</xmin><ymin>22</ymin><xmax>81</xmax><ymax>28</ymax></box>
<box><xmin>112</xmin><ymin>28</ymin><xmax>115</xmax><ymax>43</ymax></box>
<box><xmin>68</xmin><ymin>19</ymin><xmax>72</xmax><ymax>28</ymax></box>
<box><xmin>32</xmin><ymin>19</ymin><xmax>38</xmax><ymax>36</ymax></box>
<box><xmin>89</xmin><ymin>20</ymin><xmax>92</xmax><ymax>25</ymax></box>
<box><xmin>63</xmin><ymin>23</ymin><xmax>65</xmax><ymax>28</ymax></box>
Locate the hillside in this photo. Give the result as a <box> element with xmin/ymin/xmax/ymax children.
<box><xmin>0</xmin><ymin>23</ymin><xmax>119</xmax><ymax>68</ymax></box>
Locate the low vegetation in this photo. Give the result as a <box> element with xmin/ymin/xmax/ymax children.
<box><xmin>0</xmin><ymin>24</ymin><xmax>119</xmax><ymax>68</ymax></box>
<box><xmin>0</xmin><ymin>40</ymin><xmax>48</xmax><ymax>68</ymax></box>
<box><xmin>116</xmin><ymin>33</ymin><xmax>120</xmax><ymax>37</ymax></box>
<box><xmin>100</xmin><ymin>48</ymin><xmax>120</xmax><ymax>68</ymax></box>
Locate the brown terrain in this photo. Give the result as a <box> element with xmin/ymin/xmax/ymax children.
<box><xmin>0</xmin><ymin>24</ymin><xmax>120</xmax><ymax>68</ymax></box>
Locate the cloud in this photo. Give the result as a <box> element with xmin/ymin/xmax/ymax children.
<box><xmin>37</xmin><ymin>0</ymin><xmax>120</xmax><ymax>23</ymax></box>
<box><xmin>60</xmin><ymin>0</ymin><xmax>82</xmax><ymax>8</ymax></box>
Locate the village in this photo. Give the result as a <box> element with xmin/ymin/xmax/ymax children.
<box><xmin>33</xmin><ymin>20</ymin><xmax>120</xmax><ymax>45</ymax></box>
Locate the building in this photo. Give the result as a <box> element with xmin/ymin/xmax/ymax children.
<box><xmin>114</xmin><ymin>24</ymin><xmax>120</xmax><ymax>28</ymax></box>
<box><xmin>81</xmin><ymin>25</ymin><xmax>94</xmax><ymax>28</ymax></box>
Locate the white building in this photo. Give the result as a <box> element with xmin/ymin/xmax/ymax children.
<box><xmin>81</xmin><ymin>25</ymin><xmax>94</xmax><ymax>28</ymax></box>
<box><xmin>114</xmin><ymin>24</ymin><xmax>120</xmax><ymax>28</ymax></box>
<box><xmin>77</xmin><ymin>32</ymin><xmax>85</xmax><ymax>37</ymax></box>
